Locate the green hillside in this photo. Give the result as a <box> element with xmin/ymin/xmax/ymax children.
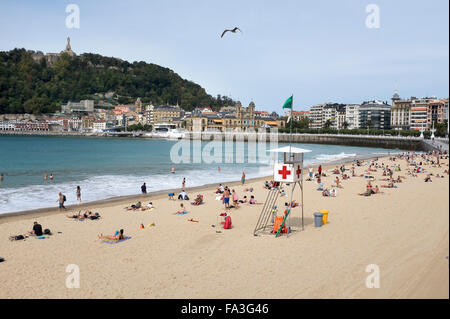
<box><xmin>0</xmin><ymin>48</ymin><xmax>234</xmax><ymax>114</ymax></box>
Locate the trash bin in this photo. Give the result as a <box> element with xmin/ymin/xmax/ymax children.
<box><xmin>319</xmin><ymin>210</ymin><xmax>329</xmax><ymax>225</ymax></box>
<box><xmin>314</xmin><ymin>212</ymin><xmax>324</xmax><ymax>227</ymax></box>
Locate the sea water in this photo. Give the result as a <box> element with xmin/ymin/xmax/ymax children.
<box><xmin>0</xmin><ymin>135</ymin><xmax>403</xmax><ymax>214</ymax></box>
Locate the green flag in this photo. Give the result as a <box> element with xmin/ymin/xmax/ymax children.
<box><xmin>282</xmin><ymin>95</ymin><xmax>293</xmax><ymax>109</ymax></box>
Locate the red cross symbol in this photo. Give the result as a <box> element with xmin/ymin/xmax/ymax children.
<box><xmin>278</xmin><ymin>165</ymin><xmax>291</xmax><ymax>179</ymax></box>
<box><xmin>296</xmin><ymin>165</ymin><xmax>302</xmax><ymax>178</ymax></box>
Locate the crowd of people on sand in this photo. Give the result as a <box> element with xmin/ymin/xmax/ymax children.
<box><xmin>6</xmin><ymin>153</ymin><xmax>449</xmax><ymax>245</ymax></box>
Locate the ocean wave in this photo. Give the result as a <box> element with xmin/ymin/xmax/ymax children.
<box><xmin>314</xmin><ymin>152</ymin><xmax>357</xmax><ymax>162</ymax></box>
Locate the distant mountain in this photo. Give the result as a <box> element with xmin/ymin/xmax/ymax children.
<box><xmin>0</xmin><ymin>48</ymin><xmax>235</xmax><ymax>114</ymax></box>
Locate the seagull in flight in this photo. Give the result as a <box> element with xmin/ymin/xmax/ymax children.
<box><xmin>221</xmin><ymin>27</ymin><xmax>242</xmax><ymax>38</ymax></box>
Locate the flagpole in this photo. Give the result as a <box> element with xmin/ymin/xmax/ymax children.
<box><xmin>289</xmin><ymin>95</ymin><xmax>293</xmax><ymax>154</ymax></box>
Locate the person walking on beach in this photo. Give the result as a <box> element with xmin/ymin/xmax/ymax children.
<box><xmin>141</xmin><ymin>182</ymin><xmax>147</xmax><ymax>195</ymax></box>
<box><xmin>182</xmin><ymin>177</ymin><xmax>186</xmax><ymax>189</ymax></box>
<box><xmin>318</xmin><ymin>165</ymin><xmax>322</xmax><ymax>176</ymax></box>
<box><xmin>241</xmin><ymin>171</ymin><xmax>246</xmax><ymax>185</ymax></box>
<box><xmin>76</xmin><ymin>186</ymin><xmax>81</xmax><ymax>204</ymax></box>
<box><xmin>57</xmin><ymin>192</ymin><xmax>66</xmax><ymax>211</ymax></box>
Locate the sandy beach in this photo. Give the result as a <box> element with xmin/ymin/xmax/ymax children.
<box><xmin>0</xmin><ymin>155</ymin><xmax>448</xmax><ymax>299</ymax></box>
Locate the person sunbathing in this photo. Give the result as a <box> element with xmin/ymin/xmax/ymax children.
<box><xmin>238</xmin><ymin>196</ymin><xmax>247</xmax><ymax>204</ymax></box>
<box><xmin>191</xmin><ymin>195</ymin><xmax>204</xmax><ymax>205</ymax></box>
<box><xmin>125</xmin><ymin>202</ymin><xmax>142</xmax><ymax>210</ymax></box>
<box><xmin>98</xmin><ymin>229</ymin><xmax>124</xmax><ymax>241</ymax></box>
<box><xmin>67</xmin><ymin>211</ymin><xmax>90</xmax><ymax>219</ymax></box>
<box><xmin>424</xmin><ymin>175</ymin><xmax>432</xmax><ymax>182</ymax></box>
<box><xmin>174</xmin><ymin>203</ymin><xmax>187</xmax><ymax>214</ymax></box>
<box><xmin>67</xmin><ymin>212</ymin><xmax>83</xmax><ymax>219</ymax></box>
<box><xmin>244</xmin><ymin>187</ymin><xmax>254</xmax><ymax>192</ymax></box>
<box><xmin>139</xmin><ymin>202</ymin><xmax>154</xmax><ymax>211</ymax></box>
<box><xmin>290</xmin><ymin>200</ymin><xmax>300</xmax><ymax>207</ymax></box>
<box><xmin>381</xmin><ymin>182</ymin><xmax>395</xmax><ymax>188</ymax></box>
<box><xmin>322</xmin><ymin>189</ymin><xmax>331</xmax><ymax>197</ymax></box>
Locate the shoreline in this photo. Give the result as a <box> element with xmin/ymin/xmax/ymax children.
<box><xmin>0</xmin><ymin>152</ymin><xmax>392</xmax><ymax>223</ymax></box>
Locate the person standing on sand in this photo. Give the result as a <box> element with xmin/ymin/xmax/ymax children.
<box><xmin>182</xmin><ymin>177</ymin><xmax>186</xmax><ymax>189</ymax></box>
<box><xmin>223</xmin><ymin>187</ymin><xmax>230</xmax><ymax>209</ymax></box>
<box><xmin>57</xmin><ymin>192</ymin><xmax>66</xmax><ymax>210</ymax></box>
<box><xmin>241</xmin><ymin>171</ymin><xmax>246</xmax><ymax>185</ymax></box>
<box><xmin>76</xmin><ymin>186</ymin><xmax>81</xmax><ymax>204</ymax></box>
<box><xmin>141</xmin><ymin>183</ymin><xmax>147</xmax><ymax>195</ymax></box>
<box><xmin>318</xmin><ymin>165</ymin><xmax>322</xmax><ymax>176</ymax></box>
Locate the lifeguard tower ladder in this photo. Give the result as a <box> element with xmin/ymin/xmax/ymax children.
<box><xmin>253</xmin><ymin>146</ymin><xmax>311</xmax><ymax>237</ymax></box>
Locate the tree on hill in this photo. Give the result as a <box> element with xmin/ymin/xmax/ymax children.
<box><xmin>0</xmin><ymin>48</ymin><xmax>236</xmax><ymax>114</ymax></box>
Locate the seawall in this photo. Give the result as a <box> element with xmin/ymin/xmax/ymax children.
<box><xmin>188</xmin><ymin>132</ymin><xmax>441</xmax><ymax>152</ymax></box>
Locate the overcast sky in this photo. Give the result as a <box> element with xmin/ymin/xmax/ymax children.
<box><xmin>0</xmin><ymin>0</ymin><xmax>448</xmax><ymax>112</ymax></box>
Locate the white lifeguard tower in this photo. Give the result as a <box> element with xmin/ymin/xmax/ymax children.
<box><xmin>253</xmin><ymin>146</ymin><xmax>311</xmax><ymax>237</ymax></box>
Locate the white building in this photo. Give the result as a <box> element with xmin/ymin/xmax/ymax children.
<box><xmin>337</xmin><ymin>109</ymin><xmax>346</xmax><ymax>130</ymax></box>
<box><xmin>93</xmin><ymin>121</ymin><xmax>106</xmax><ymax>132</ymax></box>
<box><xmin>410</xmin><ymin>98</ymin><xmax>433</xmax><ymax>131</ymax></box>
<box><xmin>345</xmin><ymin>104</ymin><xmax>360</xmax><ymax>129</ymax></box>
<box><xmin>309</xmin><ymin>104</ymin><xmax>324</xmax><ymax>129</ymax></box>
<box><xmin>323</xmin><ymin>106</ymin><xmax>337</xmax><ymax>128</ymax></box>
<box><xmin>68</xmin><ymin>118</ymin><xmax>82</xmax><ymax>131</ymax></box>
<box><xmin>0</xmin><ymin>122</ymin><xmax>15</xmax><ymax>131</ymax></box>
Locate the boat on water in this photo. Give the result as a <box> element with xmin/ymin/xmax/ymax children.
<box><xmin>144</xmin><ymin>123</ymin><xmax>187</xmax><ymax>140</ymax></box>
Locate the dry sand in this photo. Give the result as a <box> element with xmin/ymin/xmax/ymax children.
<box><xmin>0</xmin><ymin>156</ymin><xmax>448</xmax><ymax>299</ymax></box>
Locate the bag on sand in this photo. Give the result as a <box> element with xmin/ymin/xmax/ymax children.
<box><xmin>223</xmin><ymin>216</ymin><xmax>232</xmax><ymax>229</ymax></box>
<box><xmin>44</xmin><ymin>229</ymin><xmax>51</xmax><ymax>235</ymax></box>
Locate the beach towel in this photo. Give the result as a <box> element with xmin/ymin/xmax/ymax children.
<box><xmin>175</xmin><ymin>211</ymin><xmax>188</xmax><ymax>215</ymax></box>
<box><xmin>102</xmin><ymin>236</ymin><xmax>132</xmax><ymax>244</ymax></box>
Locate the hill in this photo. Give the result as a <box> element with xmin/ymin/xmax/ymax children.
<box><xmin>0</xmin><ymin>48</ymin><xmax>234</xmax><ymax>114</ymax></box>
